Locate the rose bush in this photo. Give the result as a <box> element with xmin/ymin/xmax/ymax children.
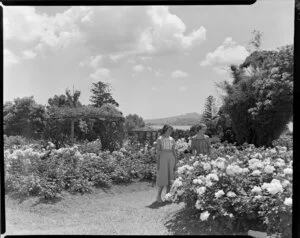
<box><xmin>4</xmin><ymin>139</ymin><xmax>159</xmax><ymax>199</ymax></box>
<box><xmin>165</xmin><ymin>144</ymin><xmax>292</xmax><ymax>238</ymax></box>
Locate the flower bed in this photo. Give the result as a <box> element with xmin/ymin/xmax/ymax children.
<box><xmin>165</xmin><ymin>144</ymin><xmax>292</xmax><ymax>238</ymax></box>
<box><xmin>4</xmin><ymin>140</ymin><xmax>158</xmax><ymax>199</ymax></box>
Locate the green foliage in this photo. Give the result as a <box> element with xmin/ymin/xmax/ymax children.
<box><xmin>201</xmin><ymin>95</ymin><xmax>219</xmax><ymax>136</ymax></box>
<box><xmin>124</xmin><ymin>114</ymin><xmax>145</xmax><ymax>135</ymax></box>
<box><xmin>90</xmin><ymin>81</ymin><xmax>119</xmax><ymax>108</ymax></box>
<box><xmin>4</xmin><ymin>97</ymin><xmax>47</xmax><ymax>138</ymax></box>
<box><xmin>272</xmin><ymin>135</ymin><xmax>293</xmax><ymax>151</ymax></box>
<box><xmin>47</xmin><ymin>89</ymin><xmax>82</xmax><ymax>108</ymax></box>
<box><xmin>220</xmin><ymin>45</ymin><xmax>293</xmax><ymax>146</ymax></box>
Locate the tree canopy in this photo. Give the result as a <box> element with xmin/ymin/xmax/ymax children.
<box><xmin>90</xmin><ymin>81</ymin><xmax>119</xmax><ymax>108</ymax></box>
<box><xmin>219</xmin><ymin>44</ymin><xmax>293</xmax><ymax>146</ymax></box>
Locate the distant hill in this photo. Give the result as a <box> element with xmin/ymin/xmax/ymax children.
<box><xmin>145</xmin><ymin>112</ymin><xmax>202</xmax><ymax>126</ymax></box>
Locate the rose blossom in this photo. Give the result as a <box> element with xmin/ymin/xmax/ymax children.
<box><xmin>226</xmin><ymin>191</ymin><xmax>237</xmax><ymax>198</ymax></box>
<box><xmin>195</xmin><ymin>200</ymin><xmax>202</xmax><ymax>209</ymax></box>
<box><xmin>264</xmin><ymin>165</ymin><xmax>275</xmax><ymax>174</ymax></box>
<box><xmin>215</xmin><ymin>190</ymin><xmax>225</xmax><ymax>198</ymax></box>
<box><xmin>284</xmin><ymin>197</ymin><xmax>292</xmax><ymax>206</ymax></box>
<box><xmin>200</xmin><ymin>211</ymin><xmax>210</xmax><ymax>221</ymax></box>
<box><xmin>251</xmin><ymin>170</ymin><xmax>261</xmax><ymax>176</ymax></box>
<box><xmin>283</xmin><ymin>168</ymin><xmax>293</xmax><ymax>175</ymax></box>
<box><xmin>251</xmin><ymin>186</ymin><xmax>262</xmax><ymax>194</ymax></box>
<box><xmin>196</xmin><ymin>187</ymin><xmax>206</xmax><ymax>196</ymax></box>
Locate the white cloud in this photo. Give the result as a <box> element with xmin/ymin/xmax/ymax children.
<box><xmin>133</xmin><ymin>64</ymin><xmax>145</xmax><ymax>72</ymax></box>
<box><xmin>179</xmin><ymin>86</ymin><xmax>187</xmax><ymax>92</ymax></box>
<box><xmin>89</xmin><ymin>67</ymin><xmax>115</xmax><ymax>83</ymax></box>
<box><xmin>152</xmin><ymin>87</ymin><xmax>159</xmax><ymax>91</ymax></box>
<box><xmin>4</xmin><ymin>49</ymin><xmax>20</xmax><ymax>67</ymax></box>
<box><xmin>65</xmin><ymin>6</ymin><xmax>205</xmax><ymax>56</ymax></box>
<box><xmin>4</xmin><ymin>6</ymin><xmax>91</xmax><ymax>53</ymax></box>
<box><xmin>200</xmin><ymin>37</ymin><xmax>249</xmax><ymax>67</ymax></box>
<box><xmin>171</xmin><ymin>70</ymin><xmax>189</xmax><ymax>78</ymax></box>
<box><xmin>22</xmin><ymin>50</ymin><xmax>37</xmax><ymax>59</ymax></box>
<box><xmin>154</xmin><ymin>70</ymin><xmax>162</xmax><ymax>77</ymax></box>
<box><xmin>4</xmin><ymin>6</ymin><xmax>207</xmax><ymax>66</ymax></box>
<box><xmin>138</xmin><ymin>56</ymin><xmax>152</xmax><ymax>61</ymax></box>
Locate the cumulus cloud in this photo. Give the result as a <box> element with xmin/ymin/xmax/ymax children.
<box><xmin>133</xmin><ymin>64</ymin><xmax>145</xmax><ymax>72</ymax></box>
<box><xmin>171</xmin><ymin>70</ymin><xmax>189</xmax><ymax>78</ymax></box>
<box><xmin>4</xmin><ymin>6</ymin><xmax>207</xmax><ymax>67</ymax></box>
<box><xmin>89</xmin><ymin>67</ymin><xmax>115</xmax><ymax>83</ymax></box>
<box><xmin>153</xmin><ymin>70</ymin><xmax>163</xmax><ymax>77</ymax></box>
<box><xmin>4</xmin><ymin>6</ymin><xmax>91</xmax><ymax>52</ymax></box>
<box><xmin>179</xmin><ymin>86</ymin><xmax>187</xmax><ymax>92</ymax></box>
<box><xmin>200</xmin><ymin>37</ymin><xmax>249</xmax><ymax>67</ymax></box>
<box><xmin>4</xmin><ymin>49</ymin><xmax>20</xmax><ymax>67</ymax></box>
<box><xmin>22</xmin><ymin>50</ymin><xmax>37</xmax><ymax>59</ymax></box>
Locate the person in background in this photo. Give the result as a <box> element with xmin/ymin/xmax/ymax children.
<box><xmin>191</xmin><ymin>123</ymin><xmax>211</xmax><ymax>156</ymax></box>
<box><xmin>155</xmin><ymin>124</ymin><xmax>177</xmax><ymax>203</ymax></box>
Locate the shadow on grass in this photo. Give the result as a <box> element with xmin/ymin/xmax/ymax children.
<box><xmin>31</xmin><ymin>196</ymin><xmax>63</xmax><ymax>207</ymax></box>
<box><xmin>164</xmin><ymin>208</ymin><xmax>211</xmax><ymax>235</ymax></box>
<box><xmin>9</xmin><ymin>192</ymin><xmax>30</xmax><ymax>204</ymax></box>
<box><xmin>164</xmin><ymin>208</ymin><xmax>247</xmax><ymax>236</ymax></box>
<box><xmin>146</xmin><ymin>200</ymin><xmax>173</xmax><ymax>209</ymax></box>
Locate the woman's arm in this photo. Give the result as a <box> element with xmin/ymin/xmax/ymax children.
<box><xmin>207</xmin><ymin>136</ymin><xmax>211</xmax><ymax>156</ymax></box>
<box><xmin>156</xmin><ymin>138</ymin><xmax>161</xmax><ymax>170</ymax></box>
<box><xmin>172</xmin><ymin>140</ymin><xmax>177</xmax><ymax>171</ymax></box>
<box><xmin>191</xmin><ymin>138</ymin><xmax>197</xmax><ymax>156</ymax></box>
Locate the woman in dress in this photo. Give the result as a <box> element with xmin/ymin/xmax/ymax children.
<box><xmin>155</xmin><ymin>124</ymin><xmax>177</xmax><ymax>203</ymax></box>
<box><xmin>191</xmin><ymin>123</ymin><xmax>211</xmax><ymax>156</ymax></box>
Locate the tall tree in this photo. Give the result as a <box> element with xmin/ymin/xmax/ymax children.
<box><xmin>90</xmin><ymin>81</ymin><xmax>119</xmax><ymax>108</ymax></box>
<box><xmin>247</xmin><ymin>30</ymin><xmax>263</xmax><ymax>53</ymax></box>
<box><xmin>201</xmin><ymin>95</ymin><xmax>218</xmax><ymax>123</ymax></box>
<box><xmin>47</xmin><ymin>89</ymin><xmax>82</xmax><ymax>108</ymax></box>
<box><xmin>4</xmin><ymin>96</ymin><xmax>47</xmax><ymax>138</ymax></box>
<box><xmin>219</xmin><ymin>44</ymin><xmax>293</xmax><ymax>146</ymax></box>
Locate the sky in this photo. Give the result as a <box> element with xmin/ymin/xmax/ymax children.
<box><xmin>3</xmin><ymin>0</ymin><xmax>294</xmax><ymax>119</ymax></box>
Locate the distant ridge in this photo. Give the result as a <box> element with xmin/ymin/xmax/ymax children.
<box><xmin>145</xmin><ymin>112</ymin><xmax>202</xmax><ymax>126</ymax></box>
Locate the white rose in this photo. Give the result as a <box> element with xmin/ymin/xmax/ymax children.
<box><xmin>251</xmin><ymin>186</ymin><xmax>262</xmax><ymax>194</ymax></box>
<box><xmin>206</xmin><ymin>173</ymin><xmax>219</xmax><ymax>181</ymax></box>
<box><xmin>165</xmin><ymin>193</ymin><xmax>172</xmax><ymax>201</ymax></box>
<box><xmin>195</xmin><ymin>200</ymin><xmax>202</xmax><ymax>210</ymax></box>
<box><xmin>251</xmin><ymin>170</ymin><xmax>261</xmax><ymax>176</ymax></box>
<box><xmin>268</xmin><ymin>183</ymin><xmax>283</xmax><ymax>195</ymax></box>
<box><xmin>282</xmin><ymin>180</ymin><xmax>290</xmax><ymax>188</ymax></box>
<box><xmin>177</xmin><ymin>189</ymin><xmax>184</xmax><ymax>196</ymax></box>
<box><xmin>215</xmin><ymin>190</ymin><xmax>225</xmax><ymax>198</ymax></box>
<box><xmin>226</xmin><ymin>191</ymin><xmax>237</xmax><ymax>198</ymax></box>
<box><xmin>283</xmin><ymin>168</ymin><xmax>293</xmax><ymax>175</ymax></box>
<box><xmin>264</xmin><ymin>165</ymin><xmax>275</xmax><ymax>174</ymax></box>
<box><xmin>193</xmin><ymin>161</ymin><xmax>199</xmax><ymax>167</ymax></box>
<box><xmin>203</xmin><ymin>163</ymin><xmax>211</xmax><ymax>171</ymax></box>
<box><xmin>200</xmin><ymin>211</ymin><xmax>210</xmax><ymax>221</ymax></box>
<box><xmin>284</xmin><ymin>197</ymin><xmax>292</xmax><ymax>206</ymax></box>
<box><xmin>173</xmin><ymin>179</ymin><xmax>183</xmax><ymax>188</ymax></box>
<box><xmin>206</xmin><ymin>180</ymin><xmax>214</xmax><ymax>187</ymax></box>
<box><xmin>196</xmin><ymin>187</ymin><xmax>206</xmax><ymax>196</ymax></box>
<box><xmin>254</xmin><ymin>195</ymin><xmax>262</xmax><ymax>200</ymax></box>
<box><xmin>216</xmin><ymin>162</ymin><xmax>225</xmax><ymax>170</ymax></box>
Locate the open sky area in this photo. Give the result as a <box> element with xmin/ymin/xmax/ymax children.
<box><xmin>3</xmin><ymin>0</ymin><xmax>294</xmax><ymax>119</ymax></box>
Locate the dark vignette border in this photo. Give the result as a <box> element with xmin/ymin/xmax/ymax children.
<box><xmin>1</xmin><ymin>1</ymin><xmax>298</xmax><ymax>238</ymax></box>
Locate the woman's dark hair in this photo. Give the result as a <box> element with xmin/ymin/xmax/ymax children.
<box><xmin>195</xmin><ymin>123</ymin><xmax>207</xmax><ymax>133</ymax></box>
<box><xmin>161</xmin><ymin>124</ymin><xmax>173</xmax><ymax>135</ymax></box>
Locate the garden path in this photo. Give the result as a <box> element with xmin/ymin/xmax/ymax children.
<box><xmin>5</xmin><ymin>181</ymin><xmax>192</xmax><ymax>235</ymax></box>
